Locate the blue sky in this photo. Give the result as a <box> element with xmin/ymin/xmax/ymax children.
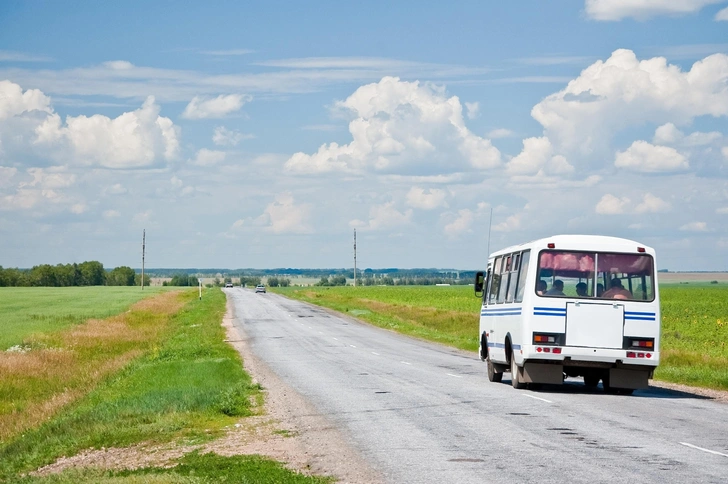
<box><xmin>1</xmin><ymin>0</ymin><xmax>728</xmax><ymax>271</ymax></box>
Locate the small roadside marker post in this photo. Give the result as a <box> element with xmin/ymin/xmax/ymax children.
<box><xmin>198</xmin><ymin>278</ymin><xmax>202</xmax><ymax>300</ymax></box>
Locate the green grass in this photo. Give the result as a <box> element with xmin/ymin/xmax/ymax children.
<box><xmin>0</xmin><ymin>289</ymin><xmax>264</xmax><ymax>480</ymax></box>
<box><xmin>274</xmin><ymin>286</ymin><xmax>480</xmax><ymax>351</ymax></box>
<box><xmin>274</xmin><ymin>284</ymin><xmax>728</xmax><ymax>391</ymax></box>
<box><xmin>0</xmin><ymin>287</ymin><xmax>169</xmax><ymax>350</ymax></box>
<box><xmin>655</xmin><ymin>285</ymin><xmax>728</xmax><ymax>390</ymax></box>
<box><xmin>8</xmin><ymin>452</ymin><xmax>332</xmax><ymax>484</ymax></box>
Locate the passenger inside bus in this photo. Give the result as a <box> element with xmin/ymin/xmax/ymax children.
<box><xmin>601</xmin><ymin>278</ymin><xmax>632</xmax><ymax>299</ymax></box>
<box><xmin>545</xmin><ymin>279</ymin><xmax>565</xmax><ymax>296</ymax></box>
<box><xmin>537</xmin><ymin>280</ymin><xmax>547</xmax><ymax>295</ymax></box>
<box><xmin>596</xmin><ymin>283</ymin><xmax>604</xmax><ymax>297</ymax></box>
<box><xmin>575</xmin><ymin>282</ymin><xmax>588</xmax><ymax>297</ymax></box>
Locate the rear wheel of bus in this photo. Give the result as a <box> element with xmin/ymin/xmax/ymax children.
<box><xmin>510</xmin><ymin>351</ymin><xmax>526</xmax><ymax>389</ymax></box>
<box><xmin>486</xmin><ymin>354</ymin><xmax>503</xmax><ymax>382</ymax></box>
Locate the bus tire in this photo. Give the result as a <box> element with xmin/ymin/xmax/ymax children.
<box><xmin>511</xmin><ymin>352</ymin><xmax>526</xmax><ymax>389</ymax></box>
<box><xmin>487</xmin><ymin>355</ymin><xmax>503</xmax><ymax>383</ymax></box>
<box><xmin>583</xmin><ymin>374</ymin><xmax>600</xmax><ymax>388</ymax></box>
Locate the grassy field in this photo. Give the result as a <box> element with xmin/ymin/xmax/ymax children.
<box><xmin>0</xmin><ymin>287</ymin><xmax>330</xmax><ymax>483</ymax></box>
<box><xmin>274</xmin><ymin>283</ymin><xmax>728</xmax><ymax>391</ymax></box>
<box><xmin>0</xmin><ymin>287</ymin><xmax>171</xmax><ymax>350</ymax></box>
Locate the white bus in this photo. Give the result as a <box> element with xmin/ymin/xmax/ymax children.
<box><xmin>474</xmin><ymin>235</ymin><xmax>660</xmax><ymax>394</ymax></box>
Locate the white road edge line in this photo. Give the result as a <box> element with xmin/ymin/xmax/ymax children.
<box><xmin>523</xmin><ymin>394</ymin><xmax>552</xmax><ymax>403</ymax></box>
<box><xmin>333</xmin><ymin>337</ymin><xmax>338</xmax><ymax>341</ymax></box>
<box><xmin>401</xmin><ymin>361</ymin><xmax>412</xmax><ymax>365</ymax></box>
<box><xmin>679</xmin><ymin>442</ymin><xmax>728</xmax><ymax>458</ymax></box>
<box><xmin>371</xmin><ymin>352</ymin><xmax>380</xmax><ymax>355</ymax></box>
<box><xmin>350</xmin><ymin>345</ymin><xmax>357</xmax><ymax>348</ymax></box>
<box><xmin>446</xmin><ymin>373</ymin><xmax>463</xmax><ymax>378</ymax></box>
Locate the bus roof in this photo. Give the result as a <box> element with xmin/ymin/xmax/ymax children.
<box><xmin>490</xmin><ymin>234</ymin><xmax>655</xmax><ymax>258</ymax></box>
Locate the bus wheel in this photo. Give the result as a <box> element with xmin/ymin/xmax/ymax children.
<box><xmin>583</xmin><ymin>374</ymin><xmax>600</xmax><ymax>388</ymax></box>
<box><xmin>487</xmin><ymin>355</ymin><xmax>503</xmax><ymax>383</ymax></box>
<box><xmin>510</xmin><ymin>353</ymin><xmax>526</xmax><ymax>389</ymax></box>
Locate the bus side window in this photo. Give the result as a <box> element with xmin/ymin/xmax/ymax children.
<box><xmin>515</xmin><ymin>250</ymin><xmax>530</xmax><ymax>303</ymax></box>
<box><xmin>489</xmin><ymin>257</ymin><xmax>502</xmax><ymax>304</ymax></box>
<box><xmin>506</xmin><ymin>253</ymin><xmax>520</xmax><ymax>303</ymax></box>
<box><xmin>497</xmin><ymin>255</ymin><xmax>511</xmax><ymax>304</ymax></box>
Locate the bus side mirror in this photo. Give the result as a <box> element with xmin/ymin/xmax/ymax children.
<box><xmin>474</xmin><ymin>271</ymin><xmax>485</xmax><ymax>297</ymax></box>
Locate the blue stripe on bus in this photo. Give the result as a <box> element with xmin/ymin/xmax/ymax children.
<box><xmin>533</xmin><ymin>307</ymin><xmax>566</xmax><ymax>317</ymax></box>
<box><xmin>487</xmin><ymin>342</ymin><xmax>520</xmax><ymax>350</ymax></box>
<box><xmin>625</xmin><ymin>311</ymin><xmax>656</xmax><ymax>321</ymax></box>
<box><xmin>481</xmin><ymin>309</ymin><xmax>522</xmax><ymax>316</ymax></box>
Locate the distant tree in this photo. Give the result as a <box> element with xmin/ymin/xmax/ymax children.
<box><xmin>268</xmin><ymin>277</ymin><xmax>279</xmax><ymax>287</ymax></box>
<box><xmin>135</xmin><ymin>273</ymin><xmax>151</xmax><ymax>287</ymax></box>
<box><xmin>55</xmin><ymin>263</ymin><xmax>80</xmax><ymax>286</ymax></box>
<box><xmin>30</xmin><ymin>264</ymin><xmax>57</xmax><ymax>287</ymax></box>
<box><xmin>78</xmin><ymin>261</ymin><xmax>106</xmax><ymax>286</ymax></box>
<box><xmin>108</xmin><ymin>266</ymin><xmax>137</xmax><ymax>286</ymax></box>
<box><xmin>170</xmin><ymin>273</ymin><xmax>196</xmax><ymax>286</ymax></box>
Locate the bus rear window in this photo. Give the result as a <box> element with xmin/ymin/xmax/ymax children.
<box><xmin>536</xmin><ymin>250</ymin><xmax>655</xmax><ymax>302</ymax></box>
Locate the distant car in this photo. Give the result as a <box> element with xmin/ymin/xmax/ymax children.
<box><xmin>255</xmin><ymin>284</ymin><xmax>266</xmax><ymax>293</ymax></box>
<box><xmin>225</xmin><ymin>283</ymin><xmax>233</xmax><ymax>288</ymax></box>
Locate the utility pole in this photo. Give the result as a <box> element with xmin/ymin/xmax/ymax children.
<box><xmin>141</xmin><ymin>229</ymin><xmax>145</xmax><ymax>290</ymax></box>
<box><xmin>353</xmin><ymin>229</ymin><xmax>357</xmax><ymax>287</ymax></box>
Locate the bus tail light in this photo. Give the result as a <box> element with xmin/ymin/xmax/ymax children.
<box><xmin>624</xmin><ymin>337</ymin><xmax>655</xmax><ymax>350</ymax></box>
<box><xmin>533</xmin><ymin>332</ymin><xmax>564</xmax><ymax>346</ymax></box>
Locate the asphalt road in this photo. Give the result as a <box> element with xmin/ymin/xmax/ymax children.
<box><xmin>227</xmin><ymin>288</ymin><xmax>728</xmax><ymax>484</ymax></box>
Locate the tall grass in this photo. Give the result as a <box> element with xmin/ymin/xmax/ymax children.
<box><xmin>656</xmin><ymin>285</ymin><xmax>728</xmax><ymax>390</ymax></box>
<box><xmin>0</xmin><ymin>287</ymin><xmax>169</xmax><ymax>350</ymax></box>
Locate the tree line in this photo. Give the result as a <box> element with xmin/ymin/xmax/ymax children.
<box><xmin>0</xmin><ymin>262</ymin><xmax>150</xmax><ymax>287</ymax></box>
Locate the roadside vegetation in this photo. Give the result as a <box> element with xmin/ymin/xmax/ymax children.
<box><xmin>0</xmin><ymin>287</ymin><xmax>329</xmax><ymax>483</ymax></box>
<box><xmin>274</xmin><ymin>283</ymin><xmax>728</xmax><ymax>391</ymax></box>
<box><xmin>274</xmin><ymin>286</ymin><xmax>479</xmax><ymax>352</ymax></box>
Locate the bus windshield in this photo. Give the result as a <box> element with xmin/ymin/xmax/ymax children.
<box><xmin>536</xmin><ymin>250</ymin><xmax>655</xmax><ymax>301</ymax></box>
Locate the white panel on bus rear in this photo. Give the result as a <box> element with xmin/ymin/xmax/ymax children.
<box><xmin>565</xmin><ymin>302</ymin><xmax>623</xmax><ymax>349</ymax></box>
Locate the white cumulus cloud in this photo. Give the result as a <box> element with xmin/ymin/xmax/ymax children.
<box><xmin>487</xmin><ymin>128</ymin><xmax>515</xmax><ymax>139</ymax></box>
<box><xmin>718</xmin><ymin>6</ymin><xmax>728</xmax><ymax>19</ymax></box>
<box><xmin>653</xmin><ymin>122</ymin><xmax>723</xmax><ymax>146</ymax></box>
<box><xmin>0</xmin><ymin>80</ymin><xmax>53</xmax><ymax>121</ymax></box>
<box><xmin>585</xmin><ymin>0</ymin><xmax>725</xmax><ymax>21</ymax></box>
<box><xmin>27</xmin><ymin>94</ymin><xmax>179</xmax><ymax>169</ymax></box>
<box><xmin>191</xmin><ymin>148</ymin><xmax>226</xmax><ymax>166</ymax></box>
<box><xmin>614</xmin><ymin>140</ymin><xmax>689</xmax><ymax>172</ymax></box>
<box><xmin>285</xmin><ymin>77</ymin><xmax>501</xmax><ymax>175</ymax></box>
<box><xmin>507</xmin><ymin>136</ymin><xmax>574</xmax><ymax>175</ymax></box>
<box><xmin>596</xmin><ymin>192</ymin><xmax>671</xmax><ymax>214</ymax></box>
<box><xmin>531</xmin><ymin>49</ymin><xmax>728</xmax><ymax>160</ymax></box>
<box><xmin>212</xmin><ymin>126</ymin><xmax>251</xmax><ymax>146</ymax></box>
<box><xmin>350</xmin><ymin>201</ymin><xmax>413</xmax><ymax>231</ymax></box>
<box><xmin>680</xmin><ymin>221</ymin><xmax>708</xmax><ymax>231</ymax></box>
<box><xmin>443</xmin><ymin>209</ymin><xmax>474</xmax><ymax>237</ymax></box>
<box><xmin>261</xmin><ymin>193</ymin><xmax>313</xmax><ymax>234</ymax></box>
<box><xmin>596</xmin><ymin>194</ymin><xmax>631</xmax><ymax>214</ymax></box>
<box><xmin>465</xmin><ymin>102</ymin><xmax>480</xmax><ymax>119</ymax></box>
<box><xmin>635</xmin><ymin>193</ymin><xmax>672</xmax><ymax>213</ymax></box>
<box><xmin>182</xmin><ymin>94</ymin><xmax>250</xmax><ymax>119</ymax></box>
<box><xmin>406</xmin><ymin>186</ymin><xmax>447</xmax><ymax>210</ymax></box>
